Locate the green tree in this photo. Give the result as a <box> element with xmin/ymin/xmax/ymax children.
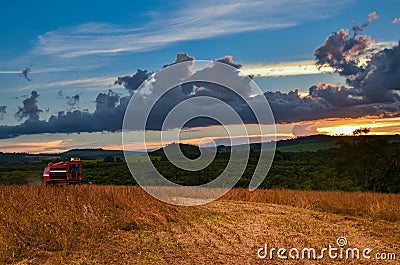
<box><xmin>335</xmin><ymin>137</ymin><xmax>397</xmax><ymax>192</ymax></box>
<box><xmin>103</xmin><ymin>156</ymin><xmax>115</xmax><ymax>162</ymax></box>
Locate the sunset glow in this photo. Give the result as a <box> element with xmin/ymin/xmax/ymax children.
<box><xmin>241</xmin><ymin>60</ymin><xmax>335</xmax><ymax>77</ymax></box>
<box><xmin>319</xmin><ymin>125</ymin><xmax>362</xmax><ymax>135</ymax></box>
<box><xmin>317</xmin><ymin>117</ymin><xmax>400</xmax><ymax>136</ymax></box>
<box><xmin>0</xmin><ymin>140</ymin><xmax>70</xmax><ymax>154</ymax></box>
<box><xmin>1</xmin><ymin>116</ymin><xmax>399</xmax><ymax>154</ymax></box>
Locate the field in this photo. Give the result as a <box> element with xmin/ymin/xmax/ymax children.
<box><xmin>0</xmin><ymin>186</ymin><xmax>399</xmax><ymax>264</ymax></box>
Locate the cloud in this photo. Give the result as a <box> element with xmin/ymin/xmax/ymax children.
<box><xmin>114</xmin><ymin>69</ymin><xmax>152</xmax><ymax>94</ymax></box>
<box><xmin>32</xmin><ymin>0</ymin><xmax>352</xmax><ymax>58</ymax></box>
<box><xmin>1</xmin><ymin>31</ymin><xmax>400</xmax><ymax>140</ymax></box>
<box><xmin>1</xmin><ymin>69</ymin><xmax>154</xmax><ymax>139</ymax></box>
<box><xmin>314</xmin><ymin>12</ymin><xmax>380</xmax><ymax>76</ymax></box>
<box><xmin>314</xmin><ymin>28</ymin><xmax>371</xmax><ymax>75</ymax></box>
<box><xmin>347</xmin><ymin>41</ymin><xmax>400</xmax><ymax>103</ymax></box>
<box><xmin>263</xmin><ymin>89</ymin><xmax>329</xmax><ymax>123</ymax></box>
<box><xmin>162</xmin><ymin>52</ymin><xmax>195</xmax><ymax>68</ymax></box>
<box><xmin>0</xmin><ymin>53</ymin><xmax>260</xmax><ymax>139</ymax></box>
<box><xmin>308</xmin><ymin>82</ymin><xmax>362</xmax><ymax>107</ymax></box>
<box><xmin>241</xmin><ymin>60</ymin><xmax>335</xmax><ymax>77</ymax></box>
<box><xmin>351</xmin><ymin>11</ymin><xmax>378</xmax><ymax>36</ymax></box>
<box><xmin>263</xmin><ymin>35</ymin><xmax>400</xmax><ymax>123</ymax></box>
<box><xmin>258</xmin><ymin>14</ymin><xmax>400</xmax><ymax>124</ymax></box>
<box><xmin>263</xmin><ymin>86</ymin><xmax>400</xmax><ymax>124</ymax></box>
<box><xmin>0</xmin><ymin>106</ymin><xmax>6</xmax><ymax>120</ymax></box>
<box><xmin>0</xmin><ymin>103</ymin><xmax>127</xmax><ymax>140</ymax></box>
<box><xmin>0</xmin><ymin>71</ymin><xmax>21</xmax><ymax>74</ymax></box>
<box><xmin>0</xmin><ymin>62</ymin><xmax>154</xmax><ymax>139</ymax></box>
<box><xmin>20</xmin><ymin>67</ymin><xmax>31</xmax><ymax>81</ymax></box>
<box><xmin>213</xmin><ymin>56</ymin><xmax>242</xmax><ymax>69</ymax></box>
<box><xmin>95</xmin><ymin>90</ymin><xmax>119</xmax><ymax>111</ymax></box>
<box><xmin>66</xmin><ymin>95</ymin><xmax>80</xmax><ymax>111</ymax></box>
<box><xmin>0</xmin><ymin>139</ymin><xmax>73</xmax><ymax>153</ymax></box>
<box><xmin>16</xmin><ymin>76</ymin><xmax>116</xmax><ymax>92</ymax></box>
<box><xmin>392</xmin><ymin>18</ymin><xmax>400</xmax><ymax>24</ymax></box>
<box><xmin>15</xmin><ymin>91</ymin><xmax>42</xmax><ymax>121</ymax></box>
<box><xmin>292</xmin><ymin>123</ymin><xmax>318</xmax><ymax>137</ymax></box>
<box><xmin>266</xmin><ymin>33</ymin><xmax>400</xmax><ymax>124</ymax></box>
<box><xmin>309</xmin><ymin>12</ymin><xmax>400</xmax><ymax>112</ymax></box>
<box><xmin>0</xmin><ymin>67</ymin><xmax>87</xmax><ymax>75</ymax></box>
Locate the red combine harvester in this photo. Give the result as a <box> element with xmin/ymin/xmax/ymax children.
<box><xmin>42</xmin><ymin>158</ymin><xmax>84</xmax><ymax>185</ymax></box>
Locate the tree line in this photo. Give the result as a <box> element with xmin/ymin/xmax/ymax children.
<box><xmin>0</xmin><ymin>137</ymin><xmax>399</xmax><ymax>193</ymax></box>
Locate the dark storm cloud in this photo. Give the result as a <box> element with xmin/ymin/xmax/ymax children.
<box><xmin>298</xmin><ymin>12</ymin><xmax>400</xmax><ymax>123</ymax></box>
<box><xmin>114</xmin><ymin>69</ymin><xmax>151</xmax><ymax>94</ymax></box>
<box><xmin>311</xmin><ymin>39</ymin><xmax>400</xmax><ymax>114</ymax></box>
<box><xmin>263</xmin><ymin>88</ymin><xmax>400</xmax><ymax>123</ymax></box>
<box><xmin>45</xmin><ymin>89</ymin><xmax>129</xmax><ymax>134</ymax></box>
<box><xmin>314</xmin><ymin>29</ymin><xmax>371</xmax><ymax>75</ymax></box>
<box><xmin>143</xmin><ymin>81</ymin><xmax>258</xmax><ymax>130</ymax></box>
<box><xmin>347</xmin><ymin>42</ymin><xmax>400</xmax><ymax>103</ymax></box>
<box><xmin>95</xmin><ymin>90</ymin><xmax>119</xmax><ymax>111</ymax></box>
<box><xmin>140</xmin><ymin>55</ymin><xmax>256</xmax><ymax>130</ymax></box>
<box><xmin>15</xmin><ymin>91</ymin><xmax>42</xmax><ymax>121</ymax></box>
<box><xmin>314</xmin><ymin>12</ymin><xmax>377</xmax><ymax>75</ymax></box>
<box><xmin>1</xmin><ymin>36</ymin><xmax>400</xmax><ymax>140</ymax></box>
<box><xmin>0</xmin><ymin>90</ymin><xmax>129</xmax><ymax>139</ymax></box>
<box><xmin>263</xmin><ymin>37</ymin><xmax>400</xmax><ymax>123</ymax></box>
<box><xmin>0</xmin><ymin>106</ymin><xmax>6</xmax><ymax>120</ymax></box>
<box><xmin>263</xmin><ymin>89</ymin><xmax>329</xmax><ymax>123</ymax></box>
<box><xmin>0</xmin><ymin>55</ymin><xmax>160</xmax><ymax>139</ymax></box>
<box><xmin>308</xmin><ymin>82</ymin><xmax>362</xmax><ymax>107</ymax></box>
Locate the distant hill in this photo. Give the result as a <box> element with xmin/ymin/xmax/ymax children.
<box><xmin>1</xmin><ymin>134</ymin><xmax>399</xmax><ymax>163</ymax></box>
<box><xmin>60</xmin><ymin>149</ymin><xmax>143</xmax><ymax>160</ymax></box>
<box><xmin>0</xmin><ymin>153</ymin><xmax>60</xmax><ymax>164</ymax></box>
<box><xmin>150</xmin><ymin>134</ymin><xmax>400</xmax><ymax>155</ymax></box>
<box><xmin>216</xmin><ymin>134</ymin><xmax>400</xmax><ymax>153</ymax></box>
<box><xmin>213</xmin><ymin>135</ymin><xmax>337</xmax><ymax>153</ymax></box>
<box><xmin>0</xmin><ymin>148</ymin><xmax>144</xmax><ymax>164</ymax></box>
<box><xmin>277</xmin><ymin>134</ymin><xmax>400</xmax><ymax>152</ymax></box>
<box><xmin>150</xmin><ymin>143</ymin><xmax>201</xmax><ymax>159</ymax></box>
<box><xmin>276</xmin><ymin>134</ymin><xmax>338</xmax><ymax>152</ymax></box>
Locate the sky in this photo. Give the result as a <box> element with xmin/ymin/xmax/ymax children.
<box><xmin>0</xmin><ymin>0</ymin><xmax>399</xmax><ymax>153</ymax></box>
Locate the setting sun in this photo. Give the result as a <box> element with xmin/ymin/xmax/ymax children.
<box><xmin>314</xmin><ymin>117</ymin><xmax>400</xmax><ymax>137</ymax></box>
<box><xmin>319</xmin><ymin>125</ymin><xmax>361</xmax><ymax>135</ymax></box>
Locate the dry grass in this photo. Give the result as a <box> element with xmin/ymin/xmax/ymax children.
<box><xmin>221</xmin><ymin>188</ymin><xmax>400</xmax><ymax>222</ymax></box>
<box><xmin>0</xmin><ymin>186</ymin><xmax>399</xmax><ymax>264</ymax></box>
<box><xmin>0</xmin><ymin>186</ymin><xmax>182</xmax><ymax>264</ymax></box>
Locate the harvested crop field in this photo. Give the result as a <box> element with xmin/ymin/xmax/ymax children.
<box><xmin>0</xmin><ymin>186</ymin><xmax>399</xmax><ymax>264</ymax></box>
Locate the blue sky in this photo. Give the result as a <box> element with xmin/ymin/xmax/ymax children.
<box><xmin>0</xmin><ymin>0</ymin><xmax>399</xmax><ymax>152</ymax></box>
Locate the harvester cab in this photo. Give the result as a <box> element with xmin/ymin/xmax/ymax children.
<box><xmin>42</xmin><ymin>158</ymin><xmax>85</xmax><ymax>185</ymax></box>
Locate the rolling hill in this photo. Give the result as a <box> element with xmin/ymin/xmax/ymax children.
<box><xmin>1</xmin><ymin>134</ymin><xmax>399</xmax><ymax>163</ymax></box>
<box><xmin>0</xmin><ymin>148</ymin><xmax>144</xmax><ymax>164</ymax></box>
